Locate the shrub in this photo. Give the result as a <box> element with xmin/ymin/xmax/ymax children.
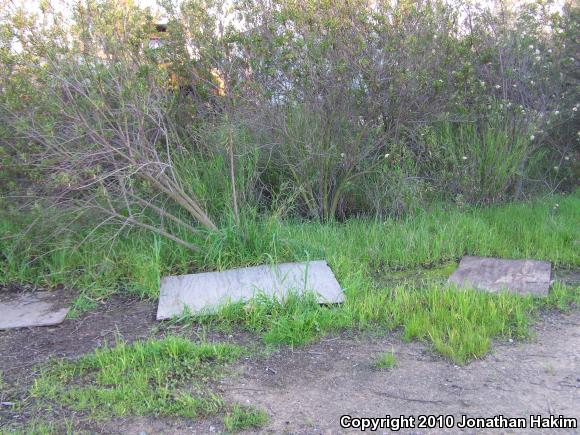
<box><xmin>0</xmin><ymin>0</ymin><xmax>577</xmax><ymax>239</ymax></box>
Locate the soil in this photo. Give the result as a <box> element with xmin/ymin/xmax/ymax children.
<box><xmin>1</xmin><ymin>288</ymin><xmax>579</xmax><ymax>434</ymax></box>
<box><xmin>0</xmin><ymin>292</ymin><xmax>157</xmax><ymax>386</ymax></box>
<box><xmin>222</xmin><ymin>310</ymin><xmax>580</xmax><ymax>434</ymax></box>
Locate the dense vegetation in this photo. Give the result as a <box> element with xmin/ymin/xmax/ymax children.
<box><xmin>0</xmin><ymin>3</ymin><xmax>578</xmax><ymax>432</ymax></box>
<box><xmin>0</xmin><ymin>0</ymin><xmax>578</xmax><ymax>249</ymax></box>
<box><xmin>0</xmin><ymin>0</ymin><xmax>579</xmax><ymax>354</ymax></box>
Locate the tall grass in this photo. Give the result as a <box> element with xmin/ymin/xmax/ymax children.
<box><xmin>427</xmin><ymin>112</ymin><xmax>534</xmax><ymax>203</ymax></box>
<box><xmin>1</xmin><ymin>193</ymin><xmax>578</xmax><ymax>299</ymax></box>
<box><xmin>1</xmin><ymin>193</ymin><xmax>578</xmax><ymax>363</ymax></box>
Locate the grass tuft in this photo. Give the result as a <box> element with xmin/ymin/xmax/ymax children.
<box><xmin>375</xmin><ymin>350</ymin><xmax>397</xmax><ymax>370</ymax></box>
<box><xmin>223</xmin><ymin>404</ymin><xmax>270</xmax><ymax>431</ymax></box>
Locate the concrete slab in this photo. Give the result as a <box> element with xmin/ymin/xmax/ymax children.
<box><xmin>157</xmin><ymin>260</ymin><xmax>344</xmax><ymax>320</ymax></box>
<box><xmin>448</xmin><ymin>256</ymin><xmax>551</xmax><ymax>296</ymax></box>
<box><xmin>0</xmin><ymin>292</ymin><xmax>70</xmax><ymax>329</ymax></box>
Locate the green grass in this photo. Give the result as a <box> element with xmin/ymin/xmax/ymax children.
<box><xmin>0</xmin><ymin>194</ymin><xmax>578</xmax><ymax>364</ymax></box>
<box><xmin>1</xmin><ymin>193</ymin><xmax>578</xmax><ymax>300</ymax></box>
<box><xmin>23</xmin><ymin>337</ymin><xmax>269</xmax><ymax>432</ymax></box>
<box><xmin>0</xmin><ymin>420</ymin><xmax>63</xmax><ymax>435</ymax></box>
<box><xmin>30</xmin><ymin>337</ymin><xmax>243</xmax><ymax>420</ymax></box>
<box><xmin>202</xmin><ymin>282</ymin><xmax>578</xmax><ymax>364</ymax></box>
<box><xmin>1</xmin><ymin>338</ymin><xmax>268</xmax><ymax>433</ymax></box>
<box><xmin>223</xmin><ymin>404</ymin><xmax>270</xmax><ymax>431</ymax></box>
<box><xmin>0</xmin><ymin>194</ymin><xmax>579</xmax><ymax>433</ymax></box>
<box><xmin>374</xmin><ymin>350</ymin><xmax>397</xmax><ymax>370</ymax></box>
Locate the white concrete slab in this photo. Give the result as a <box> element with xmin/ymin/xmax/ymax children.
<box><xmin>157</xmin><ymin>260</ymin><xmax>344</xmax><ymax>319</ymax></box>
<box><xmin>0</xmin><ymin>292</ymin><xmax>70</xmax><ymax>329</ymax></box>
<box><xmin>448</xmin><ymin>256</ymin><xmax>551</xmax><ymax>296</ymax></box>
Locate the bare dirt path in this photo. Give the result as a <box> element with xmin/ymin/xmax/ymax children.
<box><xmin>221</xmin><ymin>310</ymin><xmax>580</xmax><ymax>434</ymax></box>
<box><xmin>1</xmin><ymin>292</ymin><xmax>579</xmax><ymax>434</ymax></box>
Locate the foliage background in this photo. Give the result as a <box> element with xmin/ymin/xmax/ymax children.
<box><xmin>0</xmin><ymin>0</ymin><xmax>578</xmax><ymax>246</ymax></box>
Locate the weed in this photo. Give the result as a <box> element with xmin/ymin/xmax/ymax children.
<box><xmin>223</xmin><ymin>404</ymin><xmax>270</xmax><ymax>431</ymax></box>
<box><xmin>543</xmin><ymin>363</ymin><xmax>556</xmax><ymax>375</ymax></box>
<box><xmin>541</xmin><ymin>282</ymin><xmax>580</xmax><ymax>311</ymax></box>
<box><xmin>375</xmin><ymin>350</ymin><xmax>397</xmax><ymax>370</ymax></box>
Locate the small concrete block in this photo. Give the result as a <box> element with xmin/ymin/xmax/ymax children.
<box><xmin>0</xmin><ymin>292</ymin><xmax>70</xmax><ymax>329</ymax></box>
<box><xmin>448</xmin><ymin>256</ymin><xmax>551</xmax><ymax>296</ymax></box>
<box><xmin>157</xmin><ymin>260</ymin><xmax>344</xmax><ymax>320</ymax></box>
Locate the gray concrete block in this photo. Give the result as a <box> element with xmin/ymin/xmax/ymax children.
<box><xmin>0</xmin><ymin>292</ymin><xmax>69</xmax><ymax>329</ymax></box>
<box><xmin>448</xmin><ymin>256</ymin><xmax>551</xmax><ymax>296</ymax></box>
<box><xmin>156</xmin><ymin>260</ymin><xmax>344</xmax><ymax>320</ymax></box>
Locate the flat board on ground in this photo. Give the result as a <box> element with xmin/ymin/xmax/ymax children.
<box><xmin>0</xmin><ymin>292</ymin><xmax>70</xmax><ymax>329</ymax></box>
<box><xmin>448</xmin><ymin>256</ymin><xmax>551</xmax><ymax>296</ymax></box>
<box><xmin>156</xmin><ymin>260</ymin><xmax>344</xmax><ymax>320</ymax></box>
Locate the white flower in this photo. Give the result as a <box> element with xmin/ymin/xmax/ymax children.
<box><xmin>554</xmin><ymin>110</ymin><xmax>560</xmax><ymax>115</ymax></box>
<box><xmin>340</xmin><ymin>153</ymin><xmax>345</xmax><ymax>158</ymax></box>
<box><xmin>495</xmin><ymin>84</ymin><xmax>501</xmax><ymax>89</ymax></box>
<box><xmin>570</xmin><ymin>57</ymin><xmax>575</xmax><ymax>62</ymax></box>
<box><xmin>548</xmin><ymin>49</ymin><xmax>552</xmax><ymax>53</ymax></box>
<box><xmin>512</xmin><ymin>84</ymin><xmax>517</xmax><ymax>88</ymax></box>
<box><xmin>573</xmin><ymin>107</ymin><xmax>578</xmax><ymax>112</ymax></box>
<box><xmin>555</xmin><ymin>203</ymin><xmax>559</xmax><ymax>207</ymax></box>
<box><xmin>462</xmin><ymin>156</ymin><xmax>467</xmax><ymax>160</ymax></box>
<box><xmin>487</xmin><ymin>104</ymin><xmax>492</xmax><ymax>109</ymax></box>
<box><xmin>384</xmin><ymin>153</ymin><xmax>390</xmax><ymax>158</ymax></box>
<box><xmin>530</xmin><ymin>135</ymin><xmax>535</xmax><ymax>140</ymax></box>
<box><xmin>530</xmin><ymin>80</ymin><xmax>535</xmax><ymax>85</ymax></box>
<box><xmin>535</xmin><ymin>56</ymin><xmax>541</xmax><ymax>61</ymax></box>
<box><xmin>564</xmin><ymin>156</ymin><xmax>570</xmax><ymax>161</ymax></box>
<box><xmin>554</xmin><ymin>166</ymin><xmax>559</xmax><ymax>170</ymax></box>
<box><xmin>480</xmin><ymin>81</ymin><xmax>486</xmax><ymax>86</ymax></box>
<box><xmin>535</xmin><ymin>49</ymin><xmax>540</xmax><ymax>55</ymax></box>
<box><xmin>528</xmin><ymin>44</ymin><xmax>534</xmax><ymax>49</ymax></box>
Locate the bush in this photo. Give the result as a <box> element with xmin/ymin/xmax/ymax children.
<box><xmin>0</xmin><ymin>0</ymin><xmax>577</xmax><ymax>243</ymax></box>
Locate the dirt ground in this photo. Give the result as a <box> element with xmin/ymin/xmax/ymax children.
<box><xmin>222</xmin><ymin>310</ymin><xmax>580</xmax><ymax>434</ymax></box>
<box><xmin>1</xmin><ymin>289</ymin><xmax>579</xmax><ymax>434</ymax></box>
